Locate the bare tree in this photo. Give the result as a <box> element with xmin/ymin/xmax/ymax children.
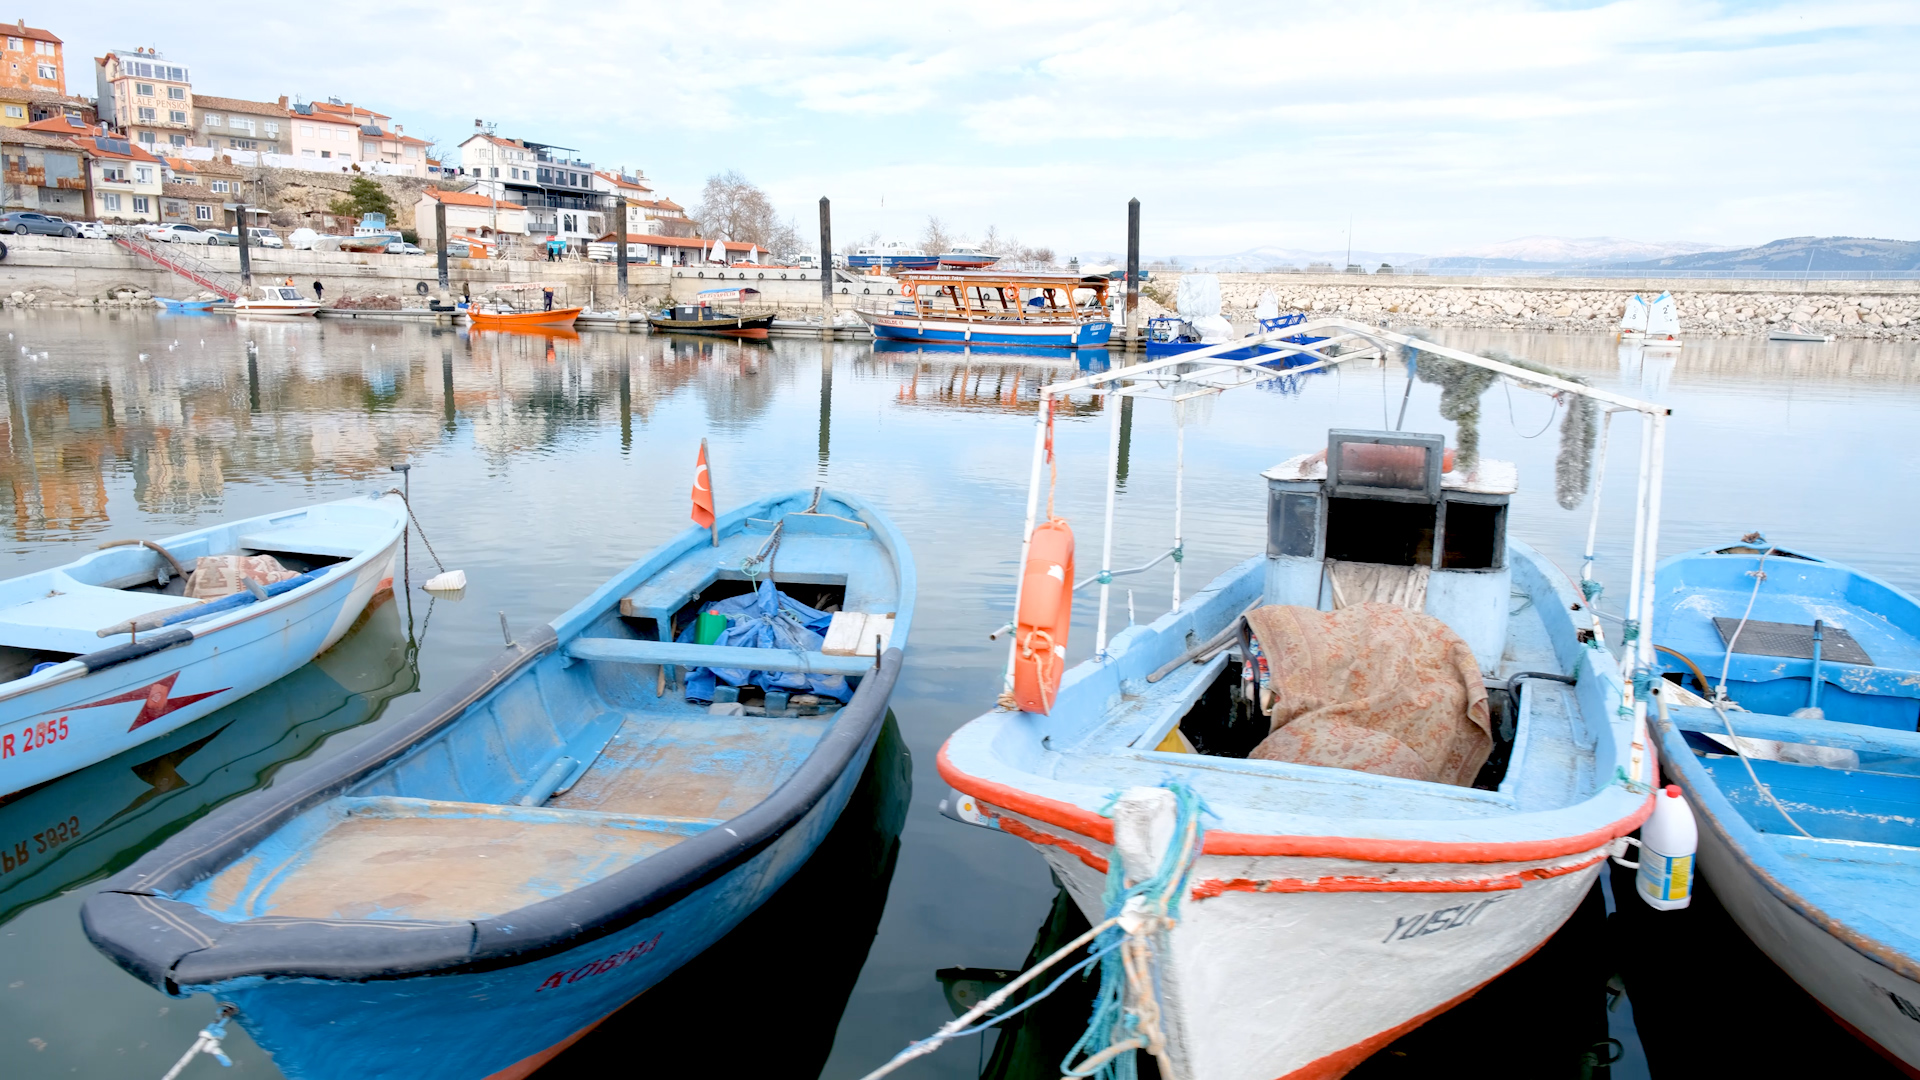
<box><xmin>920</xmin><ymin>215</ymin><xmax>953</xmax><ymax>255</ymax></box>
<box><xmin>980</xmin><ymin>224</ymin><xmax>1004</xmax><ymax>254</ymax></box>
<box><xmin>841</xmin><ymin>229</ymin><xmax>880</xmax><ymax>257</ymax></box>
<box><xmin>690</xmin><ymin>170</ymin><xmax>785</xmax><ymax>248</ymax></box>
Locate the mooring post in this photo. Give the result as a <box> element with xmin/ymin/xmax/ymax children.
<box><xmin>236</xmin><ymin>202</ymin><xmax>252</xmax><ymax>287</ymax></box>
<box><xmin>818</xmin><ymin>196</ymin><xmax>833</xmax><ymax>340</ymax></box>
<box><xmin>435</xmin><ymin>199</ymin><xmax>449</xmax><ymax>290</ymax></box>
<box><xmin>615</xmin><ymin>197</ymin><xmax>629</xmax><ymax>309</ymax></box>
<box><xmin>1125</xmin><ymin>197</ymin><xmax>1140</xmax><ymax>348</ymax></box>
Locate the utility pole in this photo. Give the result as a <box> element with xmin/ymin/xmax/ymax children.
<box><xmin>1125</xmin><ymin>198</ymin><xmax>1140</xmax><ymax>347</ymax></box>
<box><xmin>818</xmin><ymin>196</ymin><xmax>832</xmax><ymax>339</ymax></box>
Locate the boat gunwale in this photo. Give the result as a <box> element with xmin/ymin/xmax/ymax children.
<box><xmin>82</xmin><ymin>491</ymin><xmax>914</xmax><ymax>989</ymax></box>
<box><xmin>1649</xmin><ymin>546</ymin><xmax>1920</xmax><ymax>986</ymax></box>
<box><xmin>938</xmin><ymin>540</ymin><xmax>1655</xmax><ymax>863</ymax></box>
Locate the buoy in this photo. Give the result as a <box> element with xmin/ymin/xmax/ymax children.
<box><xmin>1012</xmin><ymin>518</ymin><xmax>1075</xmax><ymax>714</ymax></box>
<box><xmin>423</xmin><ymin>569</ymin><xmax>467</xmax><ymax>592</ymax></box>
<box><xmin>1623</xmin><ymin>784</ymin><xmax>1697</xmax><ymax>910</ymax></box>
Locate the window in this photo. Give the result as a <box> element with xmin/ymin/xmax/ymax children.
<box><xmin>170</xmin><ymin>134</ymin><xmax>185</xmax><ymax>146</ymax></box>
<box><xmin>136</xmin><ymin>82</ymin><xmax>154</xmax><ymax>96</ymax></box>
<box><xmin>169</xmin><ymin>110</ymin><xmax>186</xmax><ymax>123</ymax></box>
<box><xmin>204</xmin><ymin>114</ymin><xmax>221</xmax><ymax>127</ymax></box>
<box><xmin>35</xmin><ymin>63</ymin><xmax>52</xmax><ymax>80</ymax></box>
<box><xmin>138</xmin><ymin>106</ymin><xmax>156</xmax><ymax>120</ymax></box>
<box><xmin>102</xmin><ymin>166</ymin><xmax>126</xmax><ymax>181</ymax></box>
<box><xmin>264</xmin><ymin>121</ymin><xmax>277</xmax><ymax>136</ymax></box>
<box><xmin>102</xmin><ymin>193</ymin><xmax>120</xmax><ymax>210</ymax></box>
<box><xmin>33</xmin><ymin>40</ymin><xmax>51</xmax><ymax>55</ymax></box>
<box><xmin>230</xmin><ymin>139</ymin><xmax>256</xmax><ymax>150</ymax></box>
<box><xmin>195</xmin><ymin>204</ymin><xmax>211</xmax><ymax>221</ymax></box>
<box><xmin>491</xmin><ymin>167</ymin><xmax>498</xmax><ymax>177</ymax></box>
<box><xmin>168</xmin><ymin>85</ymin><xmax>184</xmax><ymax>99</ymax></box>
<box><xmin>4</xmin><ymin>37</ymin><xmax>17</xmax><ymax>50</ymax></box>
<box><xmin>334</xmin><ymin>127</ymin><xmax>349</xmax><ymax>140</ymax></box>
<box><xmin>133</xmin><ymin>196</ymin><xmax>149</xmax><ymax>213</ymax></box>
<box><xmin>135</xmin><ymin>166</ymin><xmax>152</xmax><ymax>183</ymax></box>
<box><xmin>320</xmin><ymin>150</ymin><xmax>331</xmax><ymax>159</ymax></box>
<box><xmin>176</xmin><ymin>176</ymin><xmax>195</xmax><ymax>185</ymax></box>
<box><xmin>137</xmin><ymin>132</ymin><xmax>154</xmax><ymax>144</ymax></box>
<box><xmin>2</xmin><ymin>105</ymin><xmax>19</xmax><ymax>118</ymax></box>
<box><xmin>301</xmin><ymin>148</ymin><xmax>316</xmax><ymax>157</ymax></box>
<box><xmin>228</xmin><ymin>117</ymin><xmax>253</xmax><ymax>132</ymax></box>
<box><xmin>211</xmin><ymin>180</ymin><xmax>229</xmax><ymax>192</ymax></box>
<box><xmin>297</xmin><ymin>124</ymin><xmax>313</xmax><ymax>137</ymax></box>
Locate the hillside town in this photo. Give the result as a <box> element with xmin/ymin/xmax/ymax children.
<box><xmin>0</xmin><ymin>24</ymin><xmax>706</xmax><ymax>259</ymax></box>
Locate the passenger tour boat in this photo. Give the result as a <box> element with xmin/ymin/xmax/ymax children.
<box><xmin>855</xmin><ymin>271</ymin><xmax>1114</xmax><ymax>349</ymax></box>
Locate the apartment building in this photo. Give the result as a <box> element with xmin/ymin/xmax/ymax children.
<box><xmin>94</xmin><ymin>48</ymin><xmax>194</xmax><ymax>152</ymax></box>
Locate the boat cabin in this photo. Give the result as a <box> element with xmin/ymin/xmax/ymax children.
<box><xmin>1262</xmin><ymin>429</ymin><xmax>1515</xmax><ymax>672</ymax></box>
<box><xmin>891</xmin><ymin>271</ymin><xmax>1112</xmax><ymax>326</ymax></box>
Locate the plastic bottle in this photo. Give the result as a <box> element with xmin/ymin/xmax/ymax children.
<box><xmin>1635</xmin><ymin>784</ymin><xmax>1698</xmax><ymax>910</ymax></box>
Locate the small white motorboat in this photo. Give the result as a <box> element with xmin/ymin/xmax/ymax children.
<box><xmin>233</xmin><ymin>285</ymin><xmax>324</xmax><ymax>317</ymax></box>
<box><xmin>1767</xmin><ymin>323</ymin><xmax>1833</xmax><ymax>342</ymax></box>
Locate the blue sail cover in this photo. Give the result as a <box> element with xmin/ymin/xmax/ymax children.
<box><xmin>679</xmin><ymin>579</ymin><xmax>852</xmax><ymax>703</ymax></box>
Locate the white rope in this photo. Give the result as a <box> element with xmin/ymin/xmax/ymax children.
<box><xmin>159</xmin><ymin>1006</ymin><xmax>235</xmax><ymax>1080</ymax></box>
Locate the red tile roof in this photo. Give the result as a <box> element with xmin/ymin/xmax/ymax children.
<box><xmin>4</xmin><ymin>21</ymin><xmax>60</xmax><ymax>45</ymax></box>
<box><xmin>21</xmin><ymin>115</ymin><xmax>99</xmax><ymax>135</ymax></box>
<box><xmin>192</xmin><ymin>95</ymin><xmax>286</xmax><ymax>117</ymax></box>
<box><xmin>424</xmin><ymin>189</ymin><xmax>525</xmax><ymax>210</ymax></box>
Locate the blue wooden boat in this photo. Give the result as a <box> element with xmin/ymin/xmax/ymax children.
<box><xmin>84</xmin><ymin>488</ymin><xmax>913</xmax><ymax>1080</ymax></box>
<box><xmin>155</xmin><ymin>297</ymin><xmax>218</xmax><ymax>311</ymax></box>
<box><xmin>857</xmin><ymin>270</ymin><xmax>1114</xmax><ymax>349</ymax></box>
<box><xmin>0</xmin><ymin>592</ymin><xmax>413</xmax><ymax>927</ymax></box>
<box><xmin>0</xmin><ymin>495</ymin><xmax>407</xmax><ymax>799</ymax></box>
<box><xmin>1146</xmin><ymin>312</ymin><xmax>1329</xmax><ymax>361</ymax></box>
<box><xmin>1648</xmin><ymin>540</ymin><xmax>1920</xmax><ymax>1070</ymax></box>
<box><xmin>933</xmin><ymin>323</ymin><xmax>1668</xmax><ymax>1080</ymax></box>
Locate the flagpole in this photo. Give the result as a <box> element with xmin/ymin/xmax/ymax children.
<box><xmin>702</xmin><ymin>438</ymin><xmax>718</xmax><ymax>546</ymax></box>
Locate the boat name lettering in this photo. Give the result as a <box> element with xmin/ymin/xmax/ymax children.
<box><xmin>2</xmin><ymin>815</ymin><xmax>80</xmax><ymax>874</ymax></box>
<box><xmin>535</xmin><ymin>932</ymin><xmax>664</xmax><ymax>992</ymax></box>
<box><xmin>1382</xmin><ymin>897</ymin><xmax>1504</xmax><ymax>944</ymax></box>
<box><xmin>1863</xmin><ymin>976</ymin><xmax>1920</xmax><ymax>1025</ymax></box>
<box><xmin>2</xmin><ymin>716</ymin><xmax>69</xmax><ymax>759</ymax></box>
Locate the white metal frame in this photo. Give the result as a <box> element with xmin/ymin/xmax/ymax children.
<box><xmin>999</xmin><ymin>317</ymin><xmax>1670</xmax><ymax>788</ymax></box>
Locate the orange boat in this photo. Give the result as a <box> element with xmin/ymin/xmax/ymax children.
<box><xmin>466</xmin><ymin>305</ymin><xmax>582</xmax><ymax>329</ymax></box>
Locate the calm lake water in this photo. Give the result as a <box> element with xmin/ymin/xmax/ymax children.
<box><xmin>1</xmin><ymin>311</ymin><xmax>1916</xmax><ymax>1079</ymax></box>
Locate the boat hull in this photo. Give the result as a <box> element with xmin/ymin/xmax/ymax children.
<box><xmin>1</xmin><ymin>531</ymin><xmax>400</xmax><ymax>797</ymax></box>
<box><xmin>861</xmin><ymin>312</ymin><xmax>1112</xmax><ymax>349</ymax></box>
<box><xmin>1688</xmin><ymin>807</ymin><xmax>1920</xmax><ymax>1070</ymax></box>
<box><xmin>1021</xmin><ymin>825</ymin><xmax>1607</xmax><ymax>1080</ymax></box>
<box><xmin>468</xmin><ymin>306</ymin><xmax>583</xmax><ymax>329</ymax></box>
<box><xmin>646</xmin><ymin>315</ymin><xmax>774</xmax><ymax>339</ymax></box>
<box><xmin>190</xmin><ymin>709</ymin><xmax>887</xmax><ymax>1080</ymax></box>
<box><xmin>234</xmin><ymin>301</ymin><xmax>323</xmax><ymax>317</ymax></box>
<box><xmin>847</xmin><ymin>255</ymin><xmax>939</xmax><ymax>270</ymax></box>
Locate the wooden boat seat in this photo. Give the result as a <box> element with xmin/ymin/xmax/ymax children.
<box><xmin>199</xmin><ymin>796</ymin><xmax>717</xmax><ymax>923</ymax></box>
<box><xmin>0</xmin><ymin>574</ymin><xmax>200</xmax><ymax>653</ymax></box>
<box><xmin>237</xmin><ymin>522</ymin><xmax>395</xmax><ymax>560</ymax></box>
<box><xmin>1665</xmin><ymin>705</ymin><xmax>1920</xmax><ymax>759</ymax></box>
<box><xmin>565</xmin><ymin>637</ymin><xmax>873</xmax><ymax>676</ymax></box>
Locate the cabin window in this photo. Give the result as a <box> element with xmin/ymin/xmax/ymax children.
<box><xmin>1267</xmin><ymin>490</ymin><xmax>1319</xmax><ymax>558</ymax></box>
<box><xmin>1326</xmin><ymin>429</ymin><xmax>1444</xmax><ymax>503</ymax></box>
<box><xmin>1323</xmin><ymin>497</ymin><xmax>1435</xmax><ymax>567</ymax></box>
<box><xmin>1439</xmin><ymin>499</ymin><xmax>1506</xmax><ymax>570</ymax></box>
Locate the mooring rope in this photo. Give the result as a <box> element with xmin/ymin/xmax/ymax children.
<box><xmin>383</xmin><ymin>488</ymin><xmax>447</xmax><ymax>575</ymax></box>
<box><xmin>158</xmin><ymin>1003</ymin><xmax>237</xmax><ymax>1080</ymax></box>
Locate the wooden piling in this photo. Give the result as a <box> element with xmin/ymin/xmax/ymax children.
<box><xmin>435</xmin><ymin>199</ymin><xmax>449</xmax><ymax>290</ymax></box>
<box><xmin>1125</xmin><ymin>198</ymin><xmax>1140</xmax><ymax>348</ymax></box>
<box><xmin>819</xmin><ymin>196</ymin><xmax>833</xmax><ymax>340</ymax></box>
<box><xmin>615</xmin><ymin>198</ymin><xmax>629</xmax><ymax>301</ymax></box>
<box><xmin>236</xmin><ymin>202</ymin><xmax>252</xmax><ymax>287</ymax></box>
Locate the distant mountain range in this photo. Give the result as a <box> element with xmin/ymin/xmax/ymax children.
<box><xmin>1071</xmin><ymin>235</ymin><xmax>1920</xmax><ymax>274</ymax></box>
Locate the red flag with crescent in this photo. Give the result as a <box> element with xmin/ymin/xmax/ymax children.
<box><xmin>691</xmin><ymin>440</ymin><xmax>715</xmax><ymax>529</ymax></box>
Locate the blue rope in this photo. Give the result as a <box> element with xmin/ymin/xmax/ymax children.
<box><xmin>940</xmin><ymin>938</ymin><xmax>1122</xmax><ymax>1039</ymax></box>
<box><xmin>1062</xmin><ymin>781</ymin><xmax>1211</xmax><ymax>1080</ymax></box>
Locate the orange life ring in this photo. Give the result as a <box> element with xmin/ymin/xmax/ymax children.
<box><xmin>1013</xmin><ymin>517</ymin><xmax>1075</xmax><ymax>713</ymax></box>
<box><xmin>900</xmin><ymin>281</ymin><xmax>916</xmax><ymax>297</ymax></box>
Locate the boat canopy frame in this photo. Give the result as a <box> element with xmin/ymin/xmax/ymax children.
<box><xmin>885</xmin><ymin>270</ymin><xmax>1111</xmax><ymax>325</ymax></box>
<box><xmin>999</xmin><ymin>316</ymin><xmax>1672</xmax><ymax>789</ymax></box>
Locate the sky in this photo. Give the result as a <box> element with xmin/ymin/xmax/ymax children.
<box><xmin>69</xmin><ymin>1</ymin><xmax>1920</xmax><ymax>258</ymax></box>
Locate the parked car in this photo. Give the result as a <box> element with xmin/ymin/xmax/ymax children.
<box><xmin>0</xmin><ymin>211</ymin><xmax>76</xmax><ymax>237</ymax></box>
<box><xmin>70</xmin><ymin>220</ymin><xmax>109</xmax><ymax>239</ymax></box>
<box><xmin>247</xmin><ymin>227</ymin><xmax>285</xmax><ymax>249</ymax></box>
<box><xmin>386</xmin><ymin>241</ymin><xmax>424</xmax><ymax>255</ymax></box>
<box><xmin>147</xmin><ymin>224</ymin><xmax>213</xmax><ymax>244</ymax></box>
<box><xmin>203</xmin><ymin>230</ymin><xmax>240</xmax><ymax>246</ymax></box>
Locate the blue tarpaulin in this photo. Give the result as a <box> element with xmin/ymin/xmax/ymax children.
<box><xmin>680</xmin><ymin>579</ymin><xmax>852</xmax><ymax>703</ymax></box>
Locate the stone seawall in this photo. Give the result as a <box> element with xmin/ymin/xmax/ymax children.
<box><xmin>1185</xmin><ymin>273</ymin><xmax>1920</xmax><ymax>340</ymax></box>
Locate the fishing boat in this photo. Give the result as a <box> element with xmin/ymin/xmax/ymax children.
<box><xmin>465</xmin><ymin>283</ymin><xmax>582</xmax><ymax>328</ymax></box>
<box><xmin>233</xmin><ymin>285</ymin><xmax>324</xmax><ymax>317</ymax></box>
<box><xmin>1643</xmin><ymin>291</ymin><xmax>1683</xmax><ymax>349</ymax></box>
<box><xmin>1147</xmin><ymin>312</ymin><xmax>1329</xmax><ymax>361</ymax></box>
<box><xmin>649</xmin><ymin>288</ymin><xmax>777</xmax><ymax>339</ymax></box>
<box><xmin>847</xmin><ymin>242</ymin><xmax>938</xmax><ymax>271</ymax></box>
<box><xmin>85</xmin><ymin>488</ymin><xmax>914</xmax><ymax>1080</ymax></box>
<box><xmin>0</xmin><ymin>494</ymin><xmax>407</xmax><ymax>798</ymax></box>
<box><xmin>1648</xmin><ymin>540</ymin><xmax>1920</xmax><ymax>1071</ymax></box>
<box><xmin>0</xmin><ymin>593</ymin><xmax>413</xmax><ymax>927</ymax></box>
<box><xmin>1768</xmin><ymin>323</ymin><xmax>1834</xmax><ymax>343</ymax></box>
<box><xmin>1619</xmin><ymin>293</ymin><xmax>1648</xmax><ymax>341</ymax></box>
<box><xmin>855</xmin><ymin>271</ymin><xmax>1114</xmax><ymax>349</ymax></box>
<box><xmin>337</xmin><ymin>212</ymin><xmax>402</xmax><ymax>253</ymax></box>
<box><xmin>935</xmin><ymin>321</ymin><xmax>1667</xmax><ymax>1080</ymax></box>
<box><xmin>155</xmin><ymin>297</ymin><xmax>218</xmax><ymax>312</ymax></box>
<box><xmin>939</xmin><ymin>246</ymin><xmax>999</xmax><ymax>269</ymax></box>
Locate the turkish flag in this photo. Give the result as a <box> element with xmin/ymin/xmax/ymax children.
<box><xmin>691</xmin><ymin>440</ymin><xmax>715</xmax><ymax>529</ymax></box>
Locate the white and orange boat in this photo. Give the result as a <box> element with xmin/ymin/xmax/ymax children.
<box><xmin>936</xmin><ymin>320</ymin><xmax>1672</xmax><ymax>1080</ymax></box>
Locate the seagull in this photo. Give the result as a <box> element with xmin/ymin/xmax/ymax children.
<box><xmin>137</xmin><ymin>353</ymin><xmax>149</xmax><ymax>361</ymax></box>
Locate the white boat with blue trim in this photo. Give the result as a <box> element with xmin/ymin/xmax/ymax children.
<box><xmin>855</xmin><ymin>270</ymin><xmax>1114</xmax><ymax>349</ymax></box>
<box><xmin>936</xmin><ymin>321</ymin><xmax>1673</xmax><ymax>1080</ymax></box>
<box><xmin>0</xmin><ymin>494</ymin><xmax>406</xmax><ymax>798</ymax></box>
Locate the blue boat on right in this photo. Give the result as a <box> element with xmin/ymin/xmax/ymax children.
<box><xmin>1649</xmin><ymin>537</ymin><xmax>1920</xmax><ymax>1071</ymax></box>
